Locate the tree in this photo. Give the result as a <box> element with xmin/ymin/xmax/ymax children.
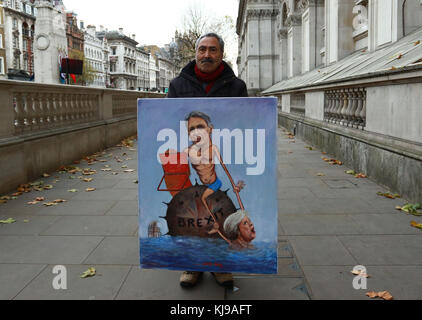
<box><xmin>68</xmin><ymin>49</ymin><xmax>96</xmax><ymax>86</ymax></box>
<box><xmin>173</xmin><ymin>5</ymin><xmax>236</xmax><ymax>73</ymax></box>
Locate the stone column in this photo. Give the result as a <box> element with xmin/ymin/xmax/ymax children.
<box><xmin>34</xmin><ymin>1</ymin><xmax>67</xmax><ymax>84</ymax></box>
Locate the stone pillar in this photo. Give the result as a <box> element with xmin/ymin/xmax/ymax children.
<box><xmin>34</xmin><ymin>1</ymin><xmax>68</xmax><ymax>84</ymax></box>
<box><xmin>325</xmin><ymin>0</ymin><xmax>354</xmax><ymax>64</ymax></box>
<box><xmin>246</xmin><ymin>10</ymin><xmax>260</xmax><ymax>95</ymax></box>
<box><xmin>287</xmin><ymin>15</ymin><xmax>302</xmax><ymax>78</ymax></box>
<box><xmin>278</xmin><ymin>28</ymin><xmax>288</xmax><ymax>81</ymax></box>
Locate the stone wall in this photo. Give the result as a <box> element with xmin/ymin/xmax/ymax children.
<box><xmin>279</xmin><ymin>112</ymin><xmax>422</xmax><ymax>203</ymax></box>
<box><xmin>0</xmin><ymin>79</ymin><xmax>164</xmax><ymax>195</ymax></box>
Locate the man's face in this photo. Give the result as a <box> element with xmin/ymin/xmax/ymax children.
<box><xmin>187</xmin><ymin>117</ymin><xmax>212</xmax><ymax>147</ymax></box>
<box><xmin>195</xmin><ymin>37</ymin><xmax>223</xmax><ymax>74</ymax></box>
<box><xmin>238</xmin><ymin>216</ymin><xmax>256</xmax><ymax>243</ymax></box>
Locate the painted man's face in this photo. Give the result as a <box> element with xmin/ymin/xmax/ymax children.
<box><xmin>238</xmin><ymin>216</ymin><xmax>256</xmax><ymax>243</ymax></box>
<box><xmin>187</xmin><ymin>117</ymin><xmax>212</xmax><ymax>147</ymax></box>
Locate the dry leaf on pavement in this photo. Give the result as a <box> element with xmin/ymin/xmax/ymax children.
<box><xmin>80</xmin><ymin>267</ymin><xmax>96</xmax><ymax>278</ymax></box>
<box><xmin>68</xmin><ymin>189</ymin><xmax>79</xmax><ymax>193</ymax></box>
<box><xmin>0</xmin><ymin>218</ymin><xmax>16</xmax><ymax>224</ymax></box>
<box><xmin>124</xmin><ymin>169</ymin><xmax>135</xmax><ymax>173</ymax></box>
<box><xmin>366</xmin><ymin>291</ymin><xmax>393</xmax><ymax>300</ymax></box>
<box><xmin>86</xmin><ymin>188</ymin><xmax>96</xmax><ymax>192</ymax></box>
<box><xmin>410</xmin><ymin>221</ymin><xmax>422</xmax><ymax>230</ymax></box>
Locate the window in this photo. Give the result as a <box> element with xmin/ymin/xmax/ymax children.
<box><xmin>0</xmin><ymin>57</ymin><xmax>4</xmax><ymax>74</ymax></box>
<box><xmin>0</xmin><ymin>34</ymin><xmax>3</xmax><ymax>49</ymax></box>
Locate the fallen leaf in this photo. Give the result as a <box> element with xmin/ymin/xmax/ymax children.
<box><xmin>101</xmin><ymin>168</ymin><xmax>112</xmax><ymax>172</ymax></box>
<box><xmin>133</xmin><ymin>180</ymin><xmax>139</xmax><ymax>184</ymax></box>
<box><xmin>351</xmin><ymin>270</ymin><xmax>370</xmax><ymax>278</ymax></box>
<box><xmin>68</xmin><ymin>189</ymin><xmax>79</xmax><ymax>193</ymax></box>
<box><xmin>81</xmin><ymin>267</ymin><xmax>96</xmax><ymax>278</ymax></box>
<box><xmin>23</xmin><ymin>220</ymin><xmax>29</xmax><ymax>223</ymax></box>
<box><xmin>83</xmin><ymin>178</ymin><xmax>93</xmax><ymax>183</ymax></box>
<box><xmin>43</xmin><ymin>202</ymin><xmax>58</xmax><ymax>207</ymax></box>
<box><xmin>124</xmin><ymin>169</ymin><xmax>135</xmax><ymax>173</ymax></box>
<box><xmin>410</xmin><ymin>221</ymin><xmax>422</xmax><ymax>230</ymax></box>
<box><xmin>317</xmin><ymin>173</ymin><xmax>325</xmax><ymax>177</ymax></box>
<box><xmin>377</xmin><ymin>192</ymin><xmax>400</xmax><ymax>199</ymax></box>
<box><xmin>0</xmin><ymin>196</ymin><xmax>11</xmax><ymax>201</ymax></box>
<box><xmin>355</xmin><ymin>173</ymin><xmax>367</xmax><ymax>179</ymax></box>
<box><xmin>111</xmin><ymin>172</ymin><xmax>119</xmax><ymax>175</ymax></box>
<box><xmin>53</xmin><ymin>199</ymin><xmax>67</xmax><ymax>204</ymax></box>
<box><xmin>86</xmin><ymin>188</ymin><xmax>96</xmax><ymax>192</ymax></box>
<box><xmin>0</xmin><ymin>218</ymin><xmax>16</xmax><ymax>224</ymax></box>
<box><xmin>346</xmin><ymin>170</ymin><xmax>356</xmax><ymax>175</ymax></box>
<box><xmin>43</xmin><ymin>185</ymin><xmax>54</xmax><ymax>190</ymax></box>
<box><xmin>366</xmin><ymin>291</ymin><xmax>393</xmax><ymax>300</ymax></box>
<box><xmin>27</xmin><ymin>201</ymin><xmax>39</xmax><ymax>205</ymax></box>
<box><xmin>414</xmin><ymin>40</ymin><xmax>420</xmax><ymax>46</ymax></box>
<box><xmin>121</xmin><ymin>165</ymin><xmax>128</xmax><ymax>169</ymax></box>
<box><xmin>397</xmin><ymin>53</ymin><xmax>403</xmax><ymax>59</ymax></box>
<box><xmin>398</xmin><ymin>203</ymin><xmax>422</xmax><ymax>216</ymax></box>
<box><xmin>42</xmin><ymin>173</ymin><xmax>50</xmax><ymax>178</ymax></box>
<box><xmin>322</xmin><ymin>152</ymin><xmax>327</xmax><ymax>155</ymax></box>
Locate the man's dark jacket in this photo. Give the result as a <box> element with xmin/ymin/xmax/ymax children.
<box><xmin>168</xmin><ymin>60</ymin><xmax>248</xmax><ymax>98</ymax></box>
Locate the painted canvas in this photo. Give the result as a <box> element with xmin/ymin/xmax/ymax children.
<box><xmin>138</xmin><ymin>97</ymin><xmax>278</xmax><ymax>274</ymax></box>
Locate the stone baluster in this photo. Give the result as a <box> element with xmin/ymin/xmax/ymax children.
<box><xmin>62</xmin><ymin>94</ymin><xmax>69</xmax><ymax>123</ymax></box>
<box><xmin>86</xmin><ymin>95</ymin><xmax>92</xmax><ymax>120</ymax></box>
<box><xmin>333</xmin><ymin>91</ymin><xmax>342</xmax><ymax>123</ymax></box>
<box><xmin>34</xmin><ymin>93</ymin><xmax>43</xmax><ymax>129</ymax></box>
<box><xmin>324</xmin><ymin>91</ymin><xmax>331</xmax><ymax>121</ymax></box>
<box><xmin>360</xmin><ymin>89</ymin><xmax>367</xmax><ymax>129</ymax></box>
<box><xmin>339</xmin><ymin>90</ymin><xmax>348</xmax><ymax>125</ymax></box>
<box><xmin>92</xmin><ymin>95</ymin><xmax>99</xmax><ymax>120</ymax></box>
<box><xmin>26</xmin><ymin>93</ymin><xmax>36</xmax><ymax>131</ymax></box>
<box><xmin>345</xmin><ymin>89</ymin><xmax>354</xmax><ymax>127</ymax></box>
<box><xmin>349</xmin><ymin>89</ymin><xmax>359</xmax><ymax>128</ymax></box>
<box><xmin>14</xmin><ymin>93</ymin><xmax>25</xmax><ymax>134</ymax></box>
<box><xmin>50</xmin><ymin>94</ymin><xmax>57</xmax><ymax>126</ymax></box>
<box><xmin>354</xmin><ymin>89</ymin><xmax>364</xmax><ymax>128</ymax></box>
<box><xmin>329</xmin><ymin>91</ymin><xmax>337</xmax><ymax>122</ymax></box>
<box><xmin>56</xmin><ymin>93</ymin><xmax>63</xmax><ymax>124</ymax></box>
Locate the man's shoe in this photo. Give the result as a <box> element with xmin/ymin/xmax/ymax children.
<box><xmin>211</xmin><ymin>272</ymin><xmax>234</xmax><ymax>289</ymax></box>
<box><xmin>180</xmin><ymin>271</ymin><xmax>203</xmax><ymax>288</ymax></box>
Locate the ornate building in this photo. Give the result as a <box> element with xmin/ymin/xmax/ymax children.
<box><xmin>237</xmin><ymin>0</ymin><xmax>422</xmax><ymax>203</ymax></box>
<box><xmin>84</xmin><ymin>25</ymin><xmax>106</xmax><ymax>88</ymax></box>
<box><xmin>65</xmin><ymin>11</ymin><xmax>84</xmax><ymax>58</ymax></box>
<box><xmin>98</xmin><ymin>28</ymin><xmax>138</xmax><ymax>90</ymax></box>
<box><xmin>0</xmin><ymin>1</ymin><xmax>7</xmax><ymax>79</ymax></box>
<box><xmin>136</xmin><ymin>47</ymin><xmax>150</xmax><ymax>91</ymax></box>
<box><xmin>3</xmin><ymin>0</ymin><xmax>37</xmax><ymax>80</ymax></box>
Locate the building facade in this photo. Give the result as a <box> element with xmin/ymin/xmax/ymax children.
<box><xmin>102</xmin><ymin>29</ymin><xmax>138</xmax><ymax>90</ymax></box>
<box><xmin>136</xmin><ymin>47</ymin><xmax>150</xmax><ymax>91</ymax></box>
<box><xmin>65</xmin><ymin>11</ymin><xmax>84</xmax><ymax>58</ymax></box>
<box><xmin>3</xmin><ymin>0</ymin><xmax>36</xmax><ymax>80</ymax></box>
<box><xmin>0</xmin><ymin>1</ymin><xmax>7</xmax><ymax>79</ymax></box>
<box><xmin>237</xmin><ymin>0</ymin><xmax>422</xmax><ymax>202</ymax></box>
<box><xmin>84</xmin><ymin>25</ymin><xmax>106</xmax><ymax>87</ymax></box>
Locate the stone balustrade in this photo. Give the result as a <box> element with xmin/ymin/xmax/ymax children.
<box><xmin>0</xmin><ymin>80</ymin><xmax>164</xmax><ymax>139</ymax></box>
<box><xmin>324</xmin><ymin>88</ymin><xmax>367</xmax><ymax>129</ymax></box>
<box><xmin>0</xmin><ymin>79</ymin><xmax>164</xmax><ymax>195</ymax></box>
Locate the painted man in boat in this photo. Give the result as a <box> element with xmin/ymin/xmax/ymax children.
<box><xmin>183</xmin><ymin>111</ymin><xmax>246</xmax><ymax>243</ymax></box>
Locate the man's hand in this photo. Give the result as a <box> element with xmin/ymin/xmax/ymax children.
<box><xmin>234</xmin><ymin>181</ymin><xmax>245</xmax><ymax>193</ymax></box>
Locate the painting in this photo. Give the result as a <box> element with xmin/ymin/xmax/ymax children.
<box><xmin>138</xmin><ymin>97</ymin><xmax>278</xmax><ymax>274</ymax></box>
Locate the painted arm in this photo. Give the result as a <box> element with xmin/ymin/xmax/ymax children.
<box><xmin>213</xmin><ymin>145</ymin><xmax>245</xmax><ymax>211</ymax></box>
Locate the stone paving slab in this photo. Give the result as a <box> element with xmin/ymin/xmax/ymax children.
<box><xmin>106</xmin><ymin>200</ymin><xmax>139</xmax><ymax>216</ymax></box>
<box><xmin>338</xmin><ymin>235</ymin><xmax>422</xmax><ymax>265</ymax></box>
<box><xmin>302</xmin><ymin>265</ymin><xmax>422</xmax><ymax>300</ymax></box>
<box><xmin>279</xmin><ymin>214</ymin><xmax>361</xmax><ymax>236</ymax></box>
<box><xmin>83</xmin><ymin>236</ymin><xmax>139</xmax><ymax>266</ymax></box>
<box><xmin>115</xmin><ymin>268</ymin><xmax>225</xmax><ymax>300</ymax></box>
<box><xmin>0</xmin><ymin>264</ymin><xmax>47</xmax><ymax>300</ymax></box>
<box><xmin>0</xmin><ymin>236</ymin><xmax>103</xmax><ymax>264</ymax></box>
<box><xmin>14</xmin><ymin>265</ymin><xmax>131</xmax><ymax>300</ymax></box>
<box><xmin>226</xmin><ymin>277</ymin><xmax>309</xmax><ymax>300</ymax></box>
<box><xmin>0</xmin><ymin>216</ymin><xmax>60</xmax><ymax>236</ymax></box>
<box><xmin>40</xmin><ymin>216</ymin><xmax>138</xmax><ymax>236</ymax></box>
<box><xmin>288</xmin><ymin>236</ymin><xmax>358</xmax><ymax>266</ymax></box>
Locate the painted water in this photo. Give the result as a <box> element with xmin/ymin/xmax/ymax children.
<box><xmin>140</xmin><ymin>236</ymin><xmax>278</xmax><ymax>274</ymax></box>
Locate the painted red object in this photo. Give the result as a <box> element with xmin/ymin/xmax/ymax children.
<box><xmin>158</xmin><ymin>150</ymin><xmax>192</xmax><ymax>197</ymax></box>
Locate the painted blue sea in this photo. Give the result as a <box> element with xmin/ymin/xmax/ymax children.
<box><xmin>140</xmin><ymin>236</ymin><xmax>278</xmax><ymax>274</ymax></box>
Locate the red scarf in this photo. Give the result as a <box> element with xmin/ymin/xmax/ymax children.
<box><xmin>194</xmin><ymin>63</ymin><xmax>225</xmax><ymax>94</ymax></box>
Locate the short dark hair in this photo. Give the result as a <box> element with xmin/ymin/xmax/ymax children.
<box><xmin>185</xmin><ymin>111</ymin><xmax>213</xmax><ymax>128</ymax></box>
<box><xmin>195</xmin><ymin>33</ymin><xmax>225</xmax><ymax>52</ymax></box>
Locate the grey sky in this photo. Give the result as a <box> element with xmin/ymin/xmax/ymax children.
<box><xmin>63</xmin><ymin>0</ymin><xmax>240</xmax><ymax>71</ymax></box>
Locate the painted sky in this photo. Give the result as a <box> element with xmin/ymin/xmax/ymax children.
<box><xmin>137</xmin><ymin>97</ymin><xmax>278</xmax><ymax>243</ymax></box>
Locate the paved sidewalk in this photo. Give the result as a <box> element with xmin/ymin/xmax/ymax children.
<box><xmin>0</xmin><ymin>129</ymin><xmax>421</xmax><ymax>300</ymax></box>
